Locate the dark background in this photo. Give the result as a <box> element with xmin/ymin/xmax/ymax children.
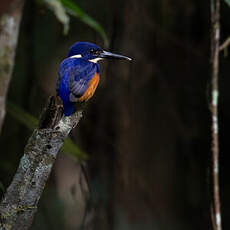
<box><xmin>1</xmin><ymin>0</ymin><xmax>230</xmax><ymax>229</ymax></box>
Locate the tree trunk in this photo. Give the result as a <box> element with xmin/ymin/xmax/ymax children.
<box><xmin>0</xmin><ymin>0</ymin><xmax>25</xmax><ymax>133</ymax></box>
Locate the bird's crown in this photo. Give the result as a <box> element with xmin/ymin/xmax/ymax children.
<box><xmin>67</xmin><ymin>42</ymin><xmax>102</xmax><ymax>60</ymax></box>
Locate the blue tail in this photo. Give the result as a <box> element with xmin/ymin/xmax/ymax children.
<box><xmin>58</xmin><ymin>73</ymin><xmax>74</xmax><ymax>116</ymax></box>
<box><xmin>63</xmin><ymin>101</ymin><xmax>74</xmax><ymax>116</ymax></box>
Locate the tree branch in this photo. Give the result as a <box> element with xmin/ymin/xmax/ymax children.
<box><xmin>219</xmin><ymin>35</ymin><xmax>230</xmax><ymax>51</ymax></box>
<box><xmin>0</xmin><ymin>96</ymin><xmax>83</xmax><ymax>230</ymax></box>
<box><xmin>210</xmin><ymin>0</ymin><xmax>222</xmax><ymax>230</ymax></box>
<box><xmin>0</xmin><ymin>0</ymin><xmax>25</xmax><ymax>134</ymax></box>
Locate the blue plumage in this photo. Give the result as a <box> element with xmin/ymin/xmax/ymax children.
<box><xmin>56</xmin><ymin>42</ymin><xmax>131</xmax><ymax>116</ymax></box>
<box><xmin>57</xmin><ymin>58</ymin><xmax>99</xmax><ymax>116</ymax></box>
<box><xmin>67</xmin><ymin>42</ymin><xmax>101</xmax><ymax>59</ymax></box>
<box><xmin>57</xmin><ymin>73</ymin><xmax>73</xmax><ymax>116</ymax></box>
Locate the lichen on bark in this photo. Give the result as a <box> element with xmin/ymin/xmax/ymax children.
<box><xmin>0</xmin><ymin>96</ymin><xmax>83</xmax><ymax>230</ymax></box>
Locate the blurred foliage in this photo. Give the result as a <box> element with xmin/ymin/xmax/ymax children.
<box><xmin>42</xmin><ymin>0</ymin><xmax>70</xmax><ymax>34</ymax></box>
<box><xmin>40</xmin><ymin>0</ymin><xmax>108</xmax><ymax>46</ymax></box>
<box><xmin>225</xmin><ymin>0</ymin><xmax>230</xmax><ymax>7</ymax></box>
<box><xmin>7</xmin><ymin>102</ymin><xmax>38</xmax><ymax>129</ymax></box>
<box><xmin>7</xmin><ymin>102</ymin><xmax>88</xmax><ymax>160</ymax></box>
<box><xmin>60</xmin><ymin>0</ymin><xmax>109</xmax><ymax>47</ymax></box>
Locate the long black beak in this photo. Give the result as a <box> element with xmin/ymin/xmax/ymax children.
<box><xmin>99</xmin><ymin>50</ymin><xmax>132</xmax><ymax>61</ymax></box>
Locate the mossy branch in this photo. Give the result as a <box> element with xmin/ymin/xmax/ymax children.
<box><xmin>0</xmin><ymin>96</ymin><xmax>83</xmax><ymax>230</ymax></box>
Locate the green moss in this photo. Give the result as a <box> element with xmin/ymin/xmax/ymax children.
<box><xmin>16</xmin><ymin>205</ymin><xmax>37</xmax><ymax>213</ymax></box>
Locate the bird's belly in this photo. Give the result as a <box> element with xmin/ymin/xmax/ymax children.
<box><xmin>78</xmin><ymin>73</ymin><xmax>100</xmax><ymax>102</ymax></box>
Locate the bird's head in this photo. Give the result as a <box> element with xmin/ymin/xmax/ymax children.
<box><xmin>67</xmin><ymin>42</ymin><xmax>132</xmax><ymax>63</ymax></box>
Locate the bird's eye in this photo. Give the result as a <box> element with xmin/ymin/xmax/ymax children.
<box><xmin>89</xmin><ymin>49</ymin><xmax>101</xmax><ymax>55</ymax></box>
<box><xmin>89</xmin><ymin>49</ymin><xmax>95</xmax><ymax>54</ymax></box>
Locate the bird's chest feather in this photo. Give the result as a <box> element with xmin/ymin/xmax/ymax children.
<box><xmin>78</xmin><ymin>73</ymin><xmax>100</xmax><ymax>102</ymax></box>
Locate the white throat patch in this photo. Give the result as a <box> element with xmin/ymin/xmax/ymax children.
<box><xmin>89</xmin><ymin>58</ymin><xmax>103</xmax><ymax>63</ymax></box>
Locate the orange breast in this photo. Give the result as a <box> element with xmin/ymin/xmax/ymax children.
<box><xmin>78</xmin><ymin>73</ymin><xmax>100</xmax><ymax>102</ymax></box>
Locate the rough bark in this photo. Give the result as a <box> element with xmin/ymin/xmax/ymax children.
<box><xmin>0</xmin><ymin>0</ymin><xmax>25</xmax><ymax>133</ymax></box>
<box><xmin>0</xmin><ymin>97</ymin><xmax>83</xmax><ymax>230</ymax></box>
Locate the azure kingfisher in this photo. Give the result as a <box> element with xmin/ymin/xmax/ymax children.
<box><xmin>56</xmin><ymin>42</ymin><xmax>132</xmax><ymax>116</ymax></box>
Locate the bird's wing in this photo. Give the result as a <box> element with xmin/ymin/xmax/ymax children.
<box><xmin>57</xmin><ymin>58</ymin><xmax>97</xmax><ymax>102</ymax></box>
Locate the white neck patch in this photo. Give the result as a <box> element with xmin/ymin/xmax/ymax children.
<box><xmin>70</xmin><ymin>54</ymin><xmax>82</xmax><ymax>58</ymax></box>
<box><xmin>89</xmin><ymin>58</ymin><xmax>103</xmax><ymax>63</ymax></box>
<box><xmin>69</xmin><ymin>55</ymin><xmax>103</xmax><ymax>63</ymax></box>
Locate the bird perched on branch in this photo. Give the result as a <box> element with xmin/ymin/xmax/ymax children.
<box><xmin>56</xmin><ymin>42</ymin><xmax>132</xmax><ymax>116</ymax></box>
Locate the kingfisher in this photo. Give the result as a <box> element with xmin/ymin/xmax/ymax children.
<box><xmin>56</xmin><ymin>42</ymin><xmax>132</xmax><ymax>116</ymax></box>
